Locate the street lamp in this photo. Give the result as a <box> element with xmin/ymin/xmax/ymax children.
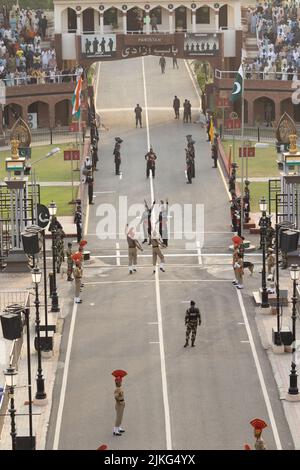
<box><xmin>4</xmin><ymin>365</ymin><xmax>18</xmax><ymax>450</ymax></box>
<box><xmin>48</xmin><ymin>201</ymin><xmax>60</xmax><ymax>312</ymax></box>
<box><xmin>259</xmin><ymin>197</ymin><xmax>269</xmax><ymax>308</ymax></box>
<box><xmin>287</xmin><ymin>264</ymin><xmax>300</xmax><ymax>398</ymax></box>
<box><xmin>32</xmin><ymin>267</ymin><xmax>47</xmax><ymax>402</ymax></box>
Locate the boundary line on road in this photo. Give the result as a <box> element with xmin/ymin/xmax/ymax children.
<box><xmin>236</xmin><ymin>289</ymin><xmax>282</xmax><ymax>450</ymax></box>
<box><xmin>184</xmin><ymin>60</ymin><xmax>201</xmax><ymax>111</ymax></box>
<box><xmin>116</xmin><ymin>242</ymin><xmax>121</xmax><ymax>266</ymax></box>
<box><xmin>143</xmin><ymin>56</ymin><xmax>172</xmax><ymax>450</ymax></box>
<box><xmin>52</xmin><ymin>302</ymin><xmax>78</xmax><ymax>450</ymax></box>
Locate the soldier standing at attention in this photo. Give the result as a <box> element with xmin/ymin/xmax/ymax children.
<box><xmin>234</xmin><ymin>252</ymin><xmax>244</xmax><ymax>289</ymax></box>
<box><xmin>74</xmin><ymin>204</ymin><xmax>82</xmax><ymax>243</ymax></box>
<box><xmin>151</xmin><ymin>231</ymin><xmax>165</xmax><ymax>274</ymax></box>
<box><xmin>72</xmin><ymin>253</ymin><xmax>83</xmax><ymax>304</ymax></box>
<box><xmin>145</xmin><ymin>147</ymin><xmax>157</xmax><ymax>178</ymax></box>
<box><xmin>66</xmin><ymin>242</ymin><xmax>74</xmax><ymax>281</ymax></box>
<box><xmin>186</xmin><ymin>148</ymin><xmax>193</xmax><ymax>184</ymax></box>
<box><xmin>267</xmin><ymin>247</ymin><xmax>275</xmax><ymax>279</ymax></box>
<box><xmin>134</xmin><ymin>104</ymin><xmax>142</xmax><ymax>128</ymax></box>
<box><xmin>159</xmin><ymin>54</ymin><xmax>166</xmax><ymax>74</ymax></box>
<box><xmin>125</xmin><ymin>224</ymin><xmax>143</xmax><ymax>274</ymax></box>
<box><xmin>184</xmin><ymin>300</ymin><xmax>201</xmax><ymax>347</ymax></box>
<box><xmin>173</xmin><ymin>95</ymin><xmax>180</xmax><ymax>119</ymax></box>
<box><xmin>112</xmin><ymin>370</ymin><xmax>127</xmax><ymax>436</ymax></box>
<box><xmin>113</xmin><ymin>137</ymin><xmax>123</xmax><ymax>175</ymax></box>
<box><xmin>250</xmin><ymin>419</ymin><xmax>268</xmax><ymax>450</ymax></box>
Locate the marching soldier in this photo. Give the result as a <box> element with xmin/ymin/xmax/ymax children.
<box><xmin>151</xmin><ymin>231</ymin><xmax>165</xmax><ymax>273</ymax></box>
<box><xmin>66</xmin><ymin>242</ymin><xmax>74</xmax><ymax>281</ymax></box>
<box><xmin>184</xmin><ymin>300</ymin><xmax>201</xmax><ymax>347</ymax></box>
<box><xmin>113</xmin><ymin>137</ymin><xmax>123</xmax><ymax>175</ymax></box>
<box><xmin>267</xmin><ymin>247</ymin><xmax>275</xmax><ymax>279</ymax></box>
<box><xmin>250</xmin><ymin>418</ymin><xmax>268</xmax><ymax>450</ymax></box>
<box><xmin>72</xmin><ymin>253</ymin><xmax>83</xmax><ymax>304</ymax></box>
<box><xmin>112</xmin><ymin>370</ymin><xmax>127</xmax><ymax>436</ymax></box>
<box><xmin>125</xmin><ymin>224</ymin><xmax>143</xmax><ymax>274</ymax></box>
<box><xmin>145</xmin><ymin>147</ymin><xmax>157</xmax><ymax>178</ymax></box>
<box><xmin>238</xmin><ymin>237</ymin><xmax>254</xmax><ymax>275</ymax></box>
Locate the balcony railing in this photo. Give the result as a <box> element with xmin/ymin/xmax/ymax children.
<box><xmin>1</xmin><ymin>73</ymin><xmax>79</xmax><ymax>87</ymax></box>
<box><xmin>215</xmin><ymin>69</ymin><xmax>298</xmax><ymax>82</ymax></box>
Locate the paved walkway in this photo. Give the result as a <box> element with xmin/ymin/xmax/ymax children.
<box><xmin>237</xmin><ymin>177</ymin><xmax>280</xmax><ymax>182</ymax></box>
<box><xmin>39</xmin><ymin>182</ymin><xmax>80</xmax><ymax>187</ymax></box>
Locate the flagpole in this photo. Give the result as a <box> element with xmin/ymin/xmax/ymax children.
<box><xmin>240</xmin><ymin>62</ymin><xmax>245</xmax><ymax>237</ymax></box>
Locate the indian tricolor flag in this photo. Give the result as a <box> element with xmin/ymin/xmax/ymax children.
<box><xmin>72</xmin><ymin>75</ymin><xmax>82</xmax><ymax>119</ymax></box>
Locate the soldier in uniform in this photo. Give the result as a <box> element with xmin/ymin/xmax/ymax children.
<box><xmin>267</xmin><ymin>247</ymin><xmax>275</xmax><ymax>280</ymax></box>
<box><xmin>234</xmin><ymin>252</ymin><xmax>244</xmax><ymax>289</ymax></box>
<box><xmin>56</xmin><ymin>227</ymin><xmax>65</xmax><ymax>273</ymax></box>
<box><xmin>186</xmin><ymin>149</ymin><xmax>193</xmax><ymax>184</ymax></box>
<box><xmin>112</xmin><ymin>370</ymin><xmax>127</xmax><ymax>436</ymax></box>
<box><xmin>211</xmin><ymin>142</ymin><xmax>218</xmax><ymax>168</ymax></box>
<box><xmin>238</xmin><ymin>237</ymin><xmax>254</xmax><ymax>275</ymax></box>
<box><xmin>173</xmin><ymin>95</ymin><xmax>180</xmax><ymax>119</ymax></box>
<box><xmin>87</xmin><ymin>170</ymin><xmax>94</xmax><ymax>205</ymax></box>
<box><xmin>125</xmin><ymin>224</ymin><xmax>143</xmax><ymax>274</ymax></box>
<box><xmin>143</xmin><ymin>200</ymin><xmax>155</xmax><ymax>244</ymax></box>
<box><xmin>145</xmin><ymin>147</ymin><xmax>157</xmax><ymax>178</ymax></box>
<box><xmin>250</xmin><ymin>418</ymin><xmax>267</xmax><ymax>450</ymax></box>
<box><xmin>134</xmin><ymin>104</ymin><xmax>142</xmax><ymax>128</ymax></box>
<box><xmin>187</xmin><ymin>139</ymin><xmax>195</xmax><ymax>178</ymax></box>
<box><xmin>66</xmin><ymin>242</ymin><xmax>74</xmax><ymax>281</ymax></box>
<box><xmin>151</xmin><ymin>231</ymin><xmax>165</xmax><ymax>273</ymax></box>
<box><xmin>184</xmin><ymin>300</ymin><xmax>201</xmax><ymax>347</ymax></box>
<box><xmin>72</xmin><ymin>253</ymin><xmax>83</xmax><ymax>304</ymax></box>
<box><xmin>157</xmin><ymin>199</ymin><xmax>169</xmax><ymax>246</ymax></box>
<box><xmin>266</xmin><ymin>218</ymin><xmax>275</xmax><ymax>249</ymax></box>
<box><xmin>159</xmin><ymin>54</ymin><xmax>166</xmax><ymax>74</ymax></box>
<box><xmin>74</xmin><ymin>204</ymin><xmax>82</xmax><ymax>243</ymax></box>
<box><xmin>113</xmin><ymin>137</ymin><xmax>123</xmax><ymax>175</ymax></box>
<box><xmin>232</xmin><ymin>242</ymin><xmax>240</xmax><ymax>285</ymax></box>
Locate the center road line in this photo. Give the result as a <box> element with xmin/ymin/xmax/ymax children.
<box><xmin>142</xmin><ymin>56</ymin><xmax>172</xmax><ymax>450</ymax></box>
<box><xmin>196</xmin><ymin>240</ymin><xmax>203</xmax><ymax>265</ymax></box>
<box><xmin>53</xmin><ymin>302</ymin><xmax>78</xmax><ymax>449</ymax></box>
<box><xmin>236</xmin><ymin>289</ymin><xmax>282</xmax><ymax>450</ymax></box>
<box><xmin>116</xmin><ymin>242</ymin><xmax>121</xmax><ymax>266</ymax></box>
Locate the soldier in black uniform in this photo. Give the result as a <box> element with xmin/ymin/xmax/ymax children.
<box><xmin>74</xmin><ymin>203</ymin><xmax>82</xmax><ymax>243</ymax></box>
<box><xmin>113</xmin><ymin>137</ymin><xmax>123</xmax><ymax>175</ymax></box>
<box><xmin>211</xmin><ymin>143</ymin><xmax>218</xmax><ymax>168</ymax></box>
<box><xmin>87</xmin><ymin>170</ymin><xmax>94</xmax><ymax>204</ymax></box>
<box><xmin>144</xmin><ymin>199</ymin><xmax>155</xmax><ymax>244</ymax></box>
<box><xmin>134</xmin><ymin>104</ymin><xmax>142</xmax><ymax>128</ymax></box>
<box><xmin>187</xmin><ymin>138</ymin><xmax>195</xmax><ymax>178</ymax></box>
<box><xmin>145</xmin><ymin>146</ymin><xmax>157</xmax><ymax>178</ymax></box>
<box><xmin>173</xmin><ymin>96</ymin><xmax>180</xmax><ymax>119</ymax></box>
<box><xmin>186</xmin><ymin>149</ymin><xmax>193</xmax><ymax>184</ymax></box>
<box><xmin>184</xmin><ymin>300</ymin><xmax>201</xmax><ymax>347</ymax></box>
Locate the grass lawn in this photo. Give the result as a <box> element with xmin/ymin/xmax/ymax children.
<box><xmin>40</xmin><ymin>186</ymin><xmax>78</xmax><ymax>216</ymax></box>
<box><xmin>0</xmin><ymin>143</ymin><xmax>81</xmax><ymax>182</ymax></box>
<box><xmin>247</xmin><ymin>182</ymin><xmax>269</xmax><ymax>213</ymax></box>
<box><xmin>222</xmin><ymin>139</ymin><xmax>279</xmax><ymax>178</ymax></box>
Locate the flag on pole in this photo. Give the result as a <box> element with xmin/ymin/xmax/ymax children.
<box><xmin>209</xmin><ymin>117</ymin><xmax>215</xmax><ymax>143</ymax></box>
<box><xmin>72</xmin><ymin>75</ymin><xmax>82</xmax><ymax>119</ymax></box>
<box><xmin>230</xmin><ymin>64</ymin><xmax>243</xmax><ymax>102</ymax></box>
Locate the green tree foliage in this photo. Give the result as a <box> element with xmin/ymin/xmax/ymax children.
<box><xmin>192</xmin><ymin>60</ymin><xmax>213</xmax><ymax>92</ymax></box>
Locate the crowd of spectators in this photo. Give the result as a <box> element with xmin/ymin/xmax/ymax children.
<box><xmin>245</xmin><ymin>0</ymin><xmax>300</xmax><ymax>80</ymax></box>
<box><xmin>0</xmin><ymin>4</ymin><xmax>83</xmax><ymax>87</ymax></box>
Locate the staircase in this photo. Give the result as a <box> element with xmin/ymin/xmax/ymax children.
<box><xmin>241</xmin><ymin>7</ymin><xmax>259</xmax><ymax>62</ymax></box>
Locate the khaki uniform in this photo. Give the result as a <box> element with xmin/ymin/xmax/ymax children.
<box><xmin>232</xmin><ymin>248</ymin><xmax>239</xmax><ymax>281</ymax></box>
<box><xmin>66</xmin><ymin>247</ymin><xmax>74</xmax><ymax>280</ymax></box>
<box><xmin>114</xmin><ymin>386</ymin><xmax>125</xmax><ymax>428</ymax></box>
<box><xmin>255</xmin><ymin>437</ymin><xmax>267</xmax><ymax>450</ymax></box>
<box><xmin>151</xmin><ymin>238</ymin><xmax>165</xmax><ymax>266</ymax></box>
<box><xmin>234</xmin><ymin>258</ymin><xmax>244</xmax><ymax>285</ymax></box>
<box><xmin>73</xmin><ymin>265</ymin><xmax>82</xmax><ymax>301</ymax></box>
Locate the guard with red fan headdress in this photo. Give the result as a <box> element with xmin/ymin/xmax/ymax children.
<box><xmin>250</xmin><ymin>418</ymin><xmax>267</xmax><ymax>450</ymax></box>
<box><xmin>72</xmin><ymin>252</ymin><xmax>83</xmax><ymax>304</ymax></box>
<box><xmin>112</xmin><ymin>370</ymin><xmax>127</xmax><ymax>436</ymax></box>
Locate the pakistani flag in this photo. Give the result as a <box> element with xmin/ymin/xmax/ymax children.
<box><xmin>230</xmin><ymin>64</ymin><xmax>243</xmax><ymax>102</ymax></box>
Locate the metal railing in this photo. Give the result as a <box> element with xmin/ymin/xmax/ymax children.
<box><xmin>215</xmin><ymin>68</ymin><xmax>298</xmax><ymax>81</ymax></box>
<box><xmin>2</xmin><ymin>73</ymin><xmax>79</xmax><ymax>87</ymax></box>
<box><xmin>2</xmin><ymin>126</ymin><xmax>82</xmax><ymax>146</ymax></box>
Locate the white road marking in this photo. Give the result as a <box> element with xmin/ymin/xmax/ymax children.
<box><xmin>217</xmin><ymin>160</ymin><xmax>232</xmax><ymax>201</ymax></box>
<box><xmin>119</xmin><ymin>172</ymin><xmax>123</xmax><ymax>180</ymax></box>
<box><xmin>98</xmin><ymin>107</ymin><xmax>174</xmax><ymax>112</ymax></box>
<box><xmin>83</xmin><ymin>279</ymin><xmax>231</xmax><ymax>285</ymax></box>
<box><xmin>53</xmin><ymin>302</ymin><xmax>78</xmax><ymax>449</ymax></box>
<box><xmin>116</xmin><ymin>242</ymin><xmax>121</xmax><ymax>266</ymax></box>
<box><xmin>84</xmin><ymin>202</ymin><xmax>90</xmax><ymax>237</ymax></box>
<box><xmin>196</xmin><ymin>240</ymin><xmax>203</xmax><ymax>265</ymax></box>
<box><xmin>238</xmin><ymin>322</ymin><xmax>245</xmax><ymax>325</ymax></box>
<box><xmin>184</xmin><ymin>60</ymin><xmax>201</xmax><ymax>111</ymax></box>
<box><xmin>143</xmin><ymin>56</ymin><xmax>172</xmax><ymax>451</ymax></box>
<box><xmin>94</xmin><ymin>191</ymin><xmax>116</xmax><ymax>194</ymax></box>
<box><xmin>240</xmin><ymin>340</ymin><xmax>250</xmax><ymax>343</ymax></box>
<box><xmin>148</xmin><ymin>322</ymin><xmax>158</xmax><ymax>325</ymax></box>
<box><xmin>236</xmin><ymin>289</ymin><xmax>282</xmax><ymax>450</ymax></box>
<box><xmin>149</xmin><ymin>342</ymin><xmax>160</xmax><ymax>344</ymax></box>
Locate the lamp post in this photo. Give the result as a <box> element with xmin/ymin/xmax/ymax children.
<box><xmin>32</xmin><ymin>267</ymin><xmax>47</xmax><ymax>401</ymax></box>
<box><xmin>259</xmin><ymin>197</ymin><xmax>269</xmax><ymax>308</ymax></box>
<box><xmin>49</xmin><ymin>201</ymin><xmax>60</xmax><ymax>312</ymax></box>
<box><xmin>287</xmin><ymin>264</ymin><xmax>300</xmax><ymax>398</ymax></box>
<box><xmin>4</xmin><ymin>365</ymin><xmax>18</xmax><ymax>450</ymax></box>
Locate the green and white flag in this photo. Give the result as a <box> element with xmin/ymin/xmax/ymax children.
<box><xmin>230</xmin><ymin>64</ymin><xmax>243</xmax><ymax>102</ymax></box>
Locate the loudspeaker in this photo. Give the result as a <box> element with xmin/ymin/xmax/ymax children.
<box><xmin>279</xmin><ymin>230</ymin><xmax>299</xmax><ymax>252</ymax></box>
<box><xmin>34</xmin><ymin>336</ymin><xmax>53</xmax><ymax>352</ymax></box>
<box><xmin>0</xmin><ymin>312</ymin><xmax>22</xmax><ymax>340</ymax></box>
<box><xmin>21</xmin><ymin>232</ymin><xmax>41</xmax><ymax>255</ymax></box>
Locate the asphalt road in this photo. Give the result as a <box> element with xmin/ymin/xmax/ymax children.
<box><xmin>46</xmin><ymin>57</ymin><xmax>294</xmax><ymax>450</ymax></box>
